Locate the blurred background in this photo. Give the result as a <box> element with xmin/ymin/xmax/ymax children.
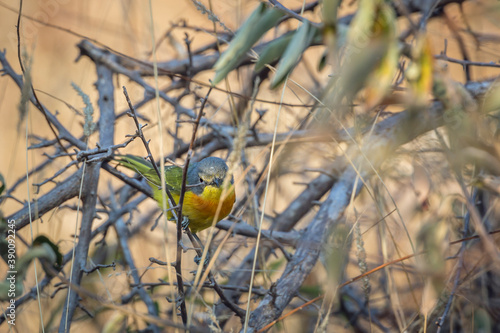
<box><xmin>1</xmin><ymin>0</ymin><xmax>500</xmax><ymax>332</ymax></box>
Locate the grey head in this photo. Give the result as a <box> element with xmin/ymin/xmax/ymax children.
<box><xmin>187</xmin><ymin>157</ymin><xmax>232</xmax><ymax>195</ymax></box>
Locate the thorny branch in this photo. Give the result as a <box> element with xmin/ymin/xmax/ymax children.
<box><xmin>1</xmin><ymin>1</ymin><xmax>499</xmax><ymax>332</ymax></box>
<box><xmin>172</xmin><ymin>88</ymin><xmax>212</xmax><ymax>324</ymax></box>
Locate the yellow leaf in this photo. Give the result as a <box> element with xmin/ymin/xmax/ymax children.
<box><xmin>406</xmin><ymin>34</ymin><xmax>434</xmax><ymax>106</ymax></box>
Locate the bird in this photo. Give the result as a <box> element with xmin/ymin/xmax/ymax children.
<box><xmin>116</xmin><ymin>154</ymin><xmax>235</xmax><ymax>233</ymax></box>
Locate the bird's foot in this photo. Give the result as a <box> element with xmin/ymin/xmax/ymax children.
<box><xmin>194</xmin><ymin>254</ymin><xmax>210</xmax><ymax>267</ymax></box>
<box><xmin>181</xmin><ymin>216</ymin><xmax>190</xmax><ymax>230</ymax></box>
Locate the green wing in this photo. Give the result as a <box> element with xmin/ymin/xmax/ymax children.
<box><xmin>116</xmin><ymin>154</ymin><xmax>192</xmax><ymax>194</ymax></box>
<box><xmin>163</xmin><ymin>165</ymin><xmax>184</xmax><ymax>194</ymax></box>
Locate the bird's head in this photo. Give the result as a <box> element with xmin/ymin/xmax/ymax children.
<box><xmin>195</xmin><ymin>157</ymin><xmax>231</xmax><ymax>188</ymax></box>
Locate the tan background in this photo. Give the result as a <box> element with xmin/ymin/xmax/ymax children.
<box><xmin>1</xmin><ymin>0</ymin><xmax>500</xmax><ymax>332</ymax></box>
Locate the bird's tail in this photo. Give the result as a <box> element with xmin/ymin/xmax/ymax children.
<box><xmin>115</xmin><ymin>154</ymin><xmax>154</xmax><ymax>177</ymax></box>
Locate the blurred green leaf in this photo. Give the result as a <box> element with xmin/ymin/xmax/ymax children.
<box><xmin>270</xmin><ymin>21</ymin><xmax>318</xmax><ymax>89</ymax></box>
<box><xmin>356</xmin><ymin>1</ymin><xmax>398</xmax><ymax>110</ymax></box>
<box><xmin>483</xmin><ymin>81</ymin><xmax>500</xmax><ymax>114</ymax></box>
<box><xmin>322</xmin><ymin>0</ymin><xmax>341</xmax><ymax>27</ymax></box>
<box><xmin>321</xmin><ymin>39</ymin><xmax>389</xmax><ymax>116</ymax></box>
<box><xmin>254</xmin><ymin>33</ymin><xmax>293</xmax><ymax>73</ymax></box>
<box><xmin>321</xmin><ymin>222</ymin><xmax>350</xmax><ymax>291</ymax></box>
<box><xmin>341</xmin><ymin>39</ymin><xmax>393</xmax><ymax>102</ymax></box>
<box><xmin>0</xmin><ymin>238</ymin><xmax>59</xmax><ymax>300</ymax></box>
<box><xmin>417</xmin><ymin>220</ymin><xmax>449</xmax><ymax>293</ymax></box>
<box><xmin>363</xmin><ymin>40</ymin><xmax>399</xmax><ymax>109</ymax></box>
<box><xmin>346</xmin><ymin>0</ymin><xmax>376</xmax><ymax>44</ymax></box>
<box><xmin>213</xmin><ymin>3</ymin><xmax>284</xmax><ymax>84</ymax></box>
<box><xmin>16</xmin><ymin>242</ymin><xmax>58</xmax><ymax>278</ymax></box>
<box><xmin>299</xmin><ymin>284</ymin><xmax>322</xmax><ymax>298</ymax></box>
<box><xmin>474</xmin><ymin>307</ymin><xmax>492</xmax><ymax>333</ymax></box>
<box><xmin>33</xmin><ymin>235</ymin><xmax>63</xmax><ymax>272</ymax></box>
<box><xmin>102</xmin><ymin>312</ymin><xmax>128</xmax><ymax>333</ymax></box>
<box><xmin>314</xmin><ymin>0</ymin><xmax>398</xmax><ymax>122</ymax></box>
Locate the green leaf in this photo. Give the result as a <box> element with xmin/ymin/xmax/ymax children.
<box><xmin>474</xmin><ymin>308</ymin><xmax>492</xmax><ymax>333</ymax></box>
<box><xmin>270</xmin><ymin>21</ymin><xmax>318</xmax><ymax>89</ymax></box>
<box><xmin>102</xmin><ymin>312</ymin><xmax>128</xmax><ymax>333</ymax></box>
<box><xmin>298</xmin><ymin>284</ymin><xmax>322</xmax><ymax>298</ymax></box>
<box><xmin>320</xmin><ymin>0</ymin><xmax>398</xmax><ymax>113</ymax></box>
<box><xmin>16</xmin><ymin>242</ymin><xmax>58</xmax><ymax>278</ymax></box>
<box><xmin>0</xmin><ymin>237</ymin><xmax>60</xmax><ymax>301</ymax></box>
<box><xmin>321</xmin><ymin>223</ymin><xmax>350</xmax><ymax>290</ymax></box>
<box><xmin>33</xmin><ymin>235</ymin><xmax>63</xmax><ymax>272</ymax></box>
<box><xmin>212</xmin><ymin>3</ymin><xmax>284</xmax><ymax>84</ymax></box>
<box><xmin>483</xmin><ymin>83</ymin><xmax>500</xmax><ymax>114</ymax></box>
<box><xmin>417</xmin><ymin>220</ymin><xmax>449</xmax><ymax>294</ymax></box>
<box><xmin>405</xmin><ymin>34</ymin><xmax>434</xmax><ymax>109</ymax></box>
<box><xmin>346</xmin><ymin>0</ymin><xmax>377</xmax><ymax>44</ymax></box>
<box><xmin>322</xmin><ymin>0</ymin><xmax>341</xmax><ymax>27</ymax></box>
<box><xmin>254</xmin><ymin>33</ymin><xmax>294</xmax><ymax>73</ymax></box>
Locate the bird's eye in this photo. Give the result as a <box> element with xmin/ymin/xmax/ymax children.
<box><xmin>199</xmin><ymin>177</ymin><xmax>204</xmax><ymax>184</ymax></box>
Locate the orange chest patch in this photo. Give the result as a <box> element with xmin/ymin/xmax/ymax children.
<box><xmin>186</xmin><ymin>188</ymin><xmax>234</xmax><ymax>218</ymax></box>
<box><xmin>182</xmin><ymin>186</ymin><xmax>235</xmax><ymax>232</ymax></box>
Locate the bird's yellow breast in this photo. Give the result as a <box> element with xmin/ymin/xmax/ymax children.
<box><xmin>161</xmin><ymin>185</ymin><xmax>235</xmax><ymax>233</ymax></box>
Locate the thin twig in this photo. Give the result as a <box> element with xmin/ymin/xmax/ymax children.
<box><xmin>435</xmin><ymin>54</ymin><xmax>500</xmax><ymax>68</ymax></box>
<box><xmin>15</xmin><ymin>0</ymin><xmax>75</xmax><ymax>162</ymax></box>
<box><xmin>111</xmin><ymin>189</ymin><xmax>159</xmax><ymax>333</ymax></box>
<box><xmin>268</xmin><ymin>0</ymin><xmax>319</xmax><ymax>28</ymax></box>
<box><xmin>83</xmin><ymin>262</ymin><xmax>116</xmax><ymax>274</ymax></box>
<box><xmin>443</xmin><ymin>11</ymin><xmax>472</xmax><ymax>81</ymax></box>
<box><xmin>122</xmin><ymin>86</ymin><xmax>179</xmax><ymax>208</ymax></box>
<box><xmin>122</xmin><ymin>85</ymin><xmax>187</xmax><ymax>324</ymax></box>
<box><xmin>174</xmin><ymin>87</ymin><xmax>213</xmax><ymax>324</ymax></box>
